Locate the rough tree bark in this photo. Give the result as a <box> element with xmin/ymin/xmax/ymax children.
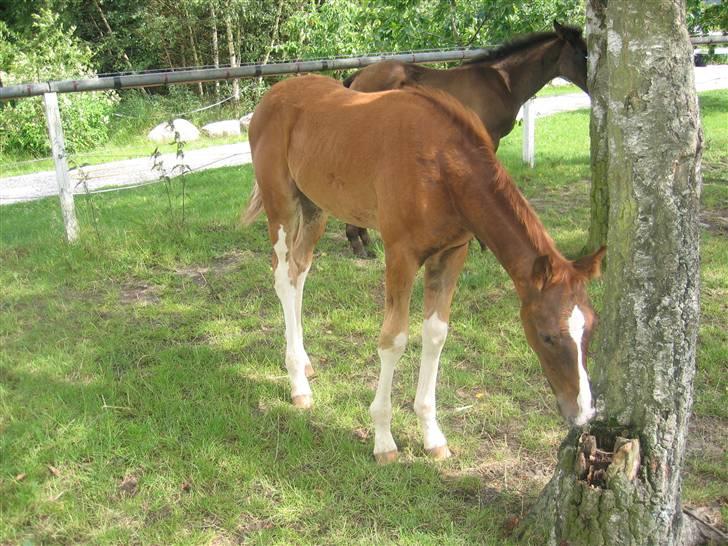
<box><xmin>584</xmin><ymin>0</ymin><xmax>609</xmax><ymax>254</ymax></box>
<box><xmin>516</xmin><ymin>1</ymin><xmax>702</xmax><ymax>544</ymax></box>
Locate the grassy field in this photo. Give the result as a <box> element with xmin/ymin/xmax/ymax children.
<box><xmin>1</xmin><ymin>91</ymin><xmax>726</xmax><ymax>545</ymax></box>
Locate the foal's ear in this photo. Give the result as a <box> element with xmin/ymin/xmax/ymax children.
<box><xmin>532</xmin><ymin>255</ymin><xmax>553</xmax><ymax>291</ymax></box>
<box><xmin>573</xmin><ymin>246</ymin><xmax>607</xmax><ymax>280</ymax></box>
<box><xmin>553</xmin><ymin>20</ymin><xmax>582</xmax><ymax>41</ymax></box>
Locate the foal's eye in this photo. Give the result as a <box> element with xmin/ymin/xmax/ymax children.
<box><xmin>540</xmin><ymin>333</ymin><xmax>556</xmax><ymax>345</ymax></box>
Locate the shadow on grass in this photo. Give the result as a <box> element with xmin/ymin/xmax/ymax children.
<box><xmin>1</xmin><ymin>195</ymin><xmax>528</xmax><ymax>544</ymax></box>
<box><xmin>1</xmin><ymin>320</ymin><xmax>526</xmax><ymax>544</ymax></box>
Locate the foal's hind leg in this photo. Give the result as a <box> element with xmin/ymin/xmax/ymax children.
<box><xmin>345</xmin><ymin>224</ymin><xmax>370</xmax><ymax>258</ymax></box>
<box><xmin>415</xmin><ymin>243</ymin><xmax>469</xmax><ymax>459</ymax></box>
<box><xmin>268</xmin><ymin>197</ymin><xmax>327</xmax><ymax>409</ymax></box>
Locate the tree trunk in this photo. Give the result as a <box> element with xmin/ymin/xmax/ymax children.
<box><xmin>225</xmin><ymin>13</ymin><xmax>239</xmax><ymax>102</ymax></box>
<box><xmin>584</xmin><ymin>0</ymin><xmax>609</xmax><ymax>254</ymax></box>
<box><xmin>184</xmin><ymin>7</ymin><xmax>204</xmax><ymax>96</ymax></box>
<box><xmin>257</xmin><ymin>0</ymin><xmax>284</xmax><ymax>93</ymax></box>
<box><xmin>516</xmin><ymin>1</ymin><xmax>702</xmax><ymax>544</ymax></box>
<box><xmin>211</xmin><ymin>3</ymin><xmax>221</xmax><ymax>98</ymax></box>
<box><xmin>91</xmin><ymin>0</ymin><xmax>134</xmax><ymax>70</ymax></box>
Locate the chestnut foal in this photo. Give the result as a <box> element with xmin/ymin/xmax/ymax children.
<box><xmin>243</xmin><ymin>75</ymin><xmax>604</xmax><ymax>463</ymax></box>
<box><xmin>342</xmin><ymin>21</ymin><xmax>589</xmax><ymax>257</ymax></box>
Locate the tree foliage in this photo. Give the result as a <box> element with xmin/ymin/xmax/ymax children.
<box><xmin>0</xmin><ymin>0</ymin><xmax>722</xmax><ymax>156</ymax></box>
<box><xmin>0</xmin><ymin>9</ymin><xmax>118</xmax><ymax>155</ymax></box>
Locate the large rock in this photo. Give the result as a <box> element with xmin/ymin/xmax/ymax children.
<box><xmin>201</xmin><ymin>120</ymin><xmax>241</xmax><ymax>138</ymax></box>
<box><xmin>239</xmin><ymin>112</ymin><xmax>254</xmax><ymax>130</ymax></box>
<box><xmin>147</xmin><ymin>119</ymin><xmax>200</xmax><ymax>144</ymax></box>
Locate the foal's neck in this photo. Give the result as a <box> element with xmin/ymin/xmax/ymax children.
<box><xmin>456</xmin><ymin>160</ymin><xmax>565</xmax><ymax>297</ymax></box>
<box><xmin>486</xmin><ymin>39</ymin><xmax>562</xmax><ymax>106</ymax></box>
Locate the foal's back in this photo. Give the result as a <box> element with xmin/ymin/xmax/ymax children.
<box><xmin>249</xmin><ymin>74</ymin><xmax>492</xmax><ymax>235</ymax></box>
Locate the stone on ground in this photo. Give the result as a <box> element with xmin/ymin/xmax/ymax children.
<box><xmin>147</xmin><ymin>119</ymin><xmax>200</xmax><ymax>144</ymax></box>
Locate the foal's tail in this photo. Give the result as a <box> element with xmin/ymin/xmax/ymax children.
<box><xmin>241</xmin><ymin>180</ymin><xmax>264</xmax><ymax>226</ymax></box>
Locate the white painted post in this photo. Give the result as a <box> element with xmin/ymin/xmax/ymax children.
<box><xmin>522</xmin><ymin>98</ymin><xmax>535</xmax><ymax>168</ymax></box>
<box><xmin>42</xmin><ymin>92</ymin><xmax>79</xmax><ymax>242</ymax></box>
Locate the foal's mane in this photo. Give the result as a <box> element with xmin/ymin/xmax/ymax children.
<box><xmin>405</xmin><ymin>86</ymin><xmax>562</xmax><ymax>263</ymax></box>
<box><xmin>465</xmin><ymin>26</ymin><xmax>582</xmax><ymax>65</ymax></box>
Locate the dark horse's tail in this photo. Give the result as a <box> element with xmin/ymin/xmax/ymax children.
<box><xmin>342</xmin><ymin>71</ymin><xmax>359</xmax><ymax>88</ymax></box>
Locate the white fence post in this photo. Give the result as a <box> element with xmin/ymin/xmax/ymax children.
<box><xmin>522</xmin><ymin>98</ymin><xmax>535</xmax><ymax>168</ymax></box>
<box><xmin>42</xmin><ymin>92</ymin><xmax>79</xmax><ymax>242</ymax></box>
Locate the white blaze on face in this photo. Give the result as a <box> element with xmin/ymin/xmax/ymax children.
<box><xmin>568</xmin><ymin>305</ymin><xmax>594</xmax><ymax>426</ymax></box>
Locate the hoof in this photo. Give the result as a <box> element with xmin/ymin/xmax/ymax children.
<box><xmin>373</xmin><ymin>450</ymin><xmax>399</xmax><ymax>465</ymax></box>
<box><xmin>291</xmin><ymin>394</ymin><xmax>313</xmax><ymax>409</ymax></box>
<box><xmin>304</xmin><ymin>363</ymin><xmax>315</xmax><ymax>378</ymax></box>
<box><xmin>426</xmin><ymin>445</ymin><xmax>452</xmax><ymax>460</ymax></box>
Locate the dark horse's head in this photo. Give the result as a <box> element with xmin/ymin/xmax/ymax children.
<box><xmin>519</xmin><ymin>247</ymin><xmax>606</xmax><ymax>426</ymax></box>
<box><xmin>552</xmin><ymin>21</ymin><xmax>588</xmax><ymax>93</ymax></box>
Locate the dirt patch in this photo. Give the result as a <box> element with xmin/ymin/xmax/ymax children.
<box><xmin>175</xmin><ymin>250</ymin><xmax>255</xmax><ymax>285</ymax></box>
<box><xmin>527</xmin><ymin>179</ymin><xmax>591</xmax><ymax>214</ymax></box>
<box><xmin>443</xmin><ymin>422</ymin><xmax>556</xmax><ymax>502</ymax></box>
<box><xmin>701</xmin><ymin>208</ymin><xmax>728</xmax><ymax>235</ymax></box>
<box><xmin>687</xmin><ymin>415</ymin><xmax>728</xmax><ymax>464</ymax></box>
<box><xmin>119</xmin><ymin>282</ymin><xmax>161</xmax><ymax>305</ymax></box>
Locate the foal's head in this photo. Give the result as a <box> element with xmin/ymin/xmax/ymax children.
<box><xmin>519</xmin><ymin>247</ymin><xmax>606</xmax><ymax>426</ymax></box>
<box><xmin>553</xmin><ymin>21</ymin><xmax>588</xmax><ymax>93</ymax></box>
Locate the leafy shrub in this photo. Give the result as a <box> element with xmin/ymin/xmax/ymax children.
<box><xmin>0</xmin><ymin>10</ymin><xmax>118</xmax><ymax>157</ymax></box>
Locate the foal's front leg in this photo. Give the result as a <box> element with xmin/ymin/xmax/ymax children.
<box><xmin>370</xmin><ymin>249</ymin><xmax>418</xmax><ymax>463</ymax></box>
<box><xmin>415</xmin><ymin>244</ymin><xmax>469</xmax><ymax>459</ymax></box>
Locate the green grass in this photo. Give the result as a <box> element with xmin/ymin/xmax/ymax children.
<box><xmin>1</xmin><ymin>91</ymin><xmax>726</xmax><ymax>544</ymax></box>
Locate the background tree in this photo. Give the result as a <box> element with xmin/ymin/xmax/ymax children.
<box><xmin>516</xmin><ymin>0</ymin><xmax>703</xmax><ymax>544</ymax></box>
<box><xmin>0</xmin><ymin>10</ymin><xmax>118</xmax><ymax>156</ymax></box>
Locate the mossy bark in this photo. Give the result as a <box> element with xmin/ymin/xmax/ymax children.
<box><xmin>517</xmin><ymin>1</ymin><xmax>702</xmax><ymax>544</ymax></box>
<box><xmin>585</xmin><ymin>0</ymin><xmax>610</xmax><ymax>254</ymax></box>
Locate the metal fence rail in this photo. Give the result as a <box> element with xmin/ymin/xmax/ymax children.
<box><xmin>0</xmin><ymin>48</ymin><xmax>492</xmax><ymax>101</ymax></box>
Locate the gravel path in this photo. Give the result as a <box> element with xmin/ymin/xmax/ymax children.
<box><xmin>2</xmin><ymin>65</ymin><xmax>726</xmax><ymax>206</ymax></box>
<box><xmin>0</xmin><ymin>142</ymin><xmax>251</xmax><ymax>205</ymax></box>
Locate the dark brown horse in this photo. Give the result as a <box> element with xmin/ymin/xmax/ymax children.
<box><xmin>243</xmin><ymin>74</ymin><xmax>604</xmax><ymax>463</ymax></box>
<box><xmin>342</xmin><ymin>21</ymin><xmax>588</xmax><ymax>257</ymax></box>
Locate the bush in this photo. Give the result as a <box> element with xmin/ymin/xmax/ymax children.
<box><xmin>0</xmin><ymin>10</ymin><xmax>118</xmax><ymax>157</ymax></box>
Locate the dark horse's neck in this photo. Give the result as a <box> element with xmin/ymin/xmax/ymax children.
<box><xmin>473</xmin><ymin>36</ymin><xmax>563</xmax><ymax>106</ymax></box>
<box><xmin>456</xmin><ymin>158</ymin><xmax>566</xmax><ymax>298</ymax></box>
